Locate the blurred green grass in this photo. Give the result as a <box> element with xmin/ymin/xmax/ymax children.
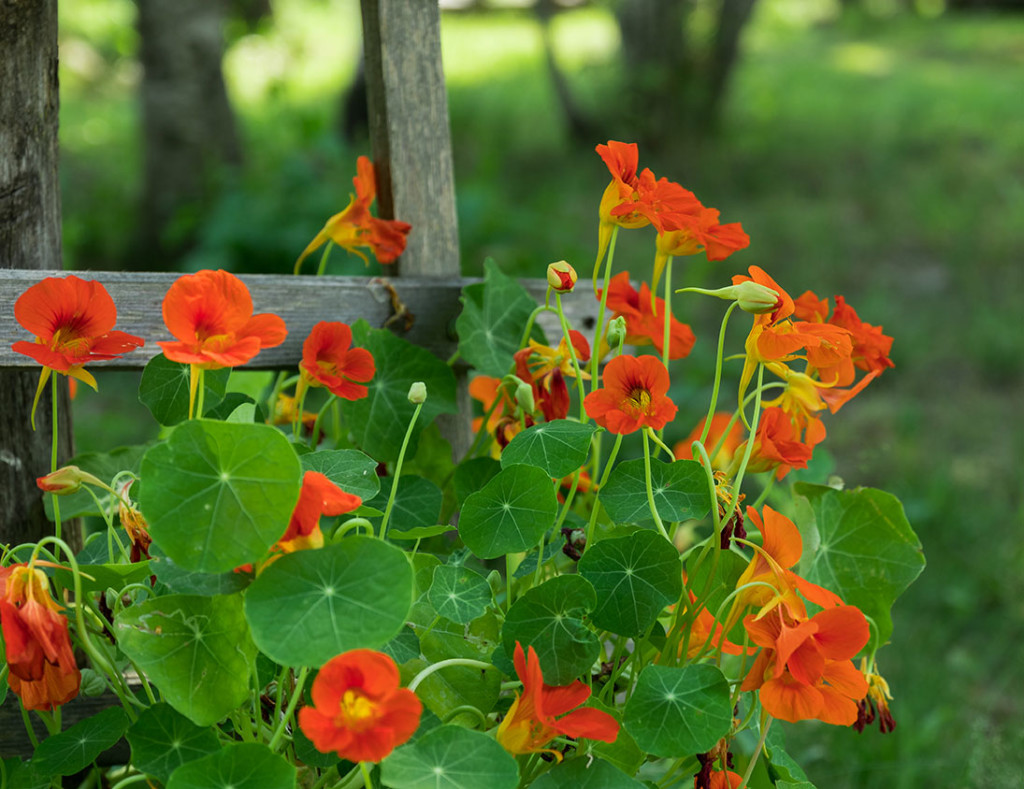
<box><xmin>59</xmin><ymin>1</ymin><xmax>1023</xmax><ymax>786</ymax></box>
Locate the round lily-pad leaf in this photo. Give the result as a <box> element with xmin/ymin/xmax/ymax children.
<box><xmin>623</xmin><ymin>663</ymin><xmax>731</xmax><ymax>757</ymax></box>
<box><xmin>244</xmin><ymin>536</ymin><xmax>414</xmax><ymax>666</ymax></box>
<box><xmin>578</xmin><ymin>530</ymin><xmax>682</xmax><ymax>637</ymax></box>
<box><xmin>453</xmin><ymin>457</ymin><xmax>501</xmax><ymax>505</ymax></box>
<box><xmin>382</xmin><ymin>724</ymin><xmax>519</xmax><ymax>789</ymax></box>
<box><xmin>428</xmin><ymin>564</ymin><xmax>493</xmax><ymax>624</ymax></box>
<box><xmin>139</xmin><ymin>353</ymin><xmax>230</xmax><ymax>426</ymax></box>
<box><xmin>459</xmin><ymin>464</ymin><xmax>558</xmax><ymax>560</ymax></box>
<box><xmin>126</xmin><ymin>703</ymin><xmax>220</xmax><ymax>784</ymax></box>
<box><xmin>600</xmin><ymin>459</ymin><xmax>711</xmax><ymax>525</ymax></box>
<box><xmin>531</xmin><ymin>756</ymin><xmax>645</xmax><ymax>788</ymax></box>
<box><xmin>166</xmin><ymin>743</ymin><xmax>295</xmax><ymax>789</ymax></box>
<box><xmin>114</xmin><ymin>593</ymin><xmax>257</xmax><ymax>726</ymax></box>
<box><xmin>500</xmin><ymin>419</ymin><xmax>598</xmax><ymax>479</ymax></box>
<box><xmin>32</xmin><ymin>707</ymin><xmax>129</xmax><ymax>776</ymax></box>
<box><xmin>502</xmin><ymin>574</ymin><xmax>599</xmax><ymax>685</ymax></box>
<box><xmin>369</xmin><ymin>475</ymin><xmax>443</xmax><ymax>534</ymax></box>
<box><xmin>302</xmin><ymin>448</ymin><xmax>381</xmax><ymax>501</ymax></box>
<box><xmin>140</xmin><ymin>420</ymin><xmax>301</xmax><ymax>573</ymax></box>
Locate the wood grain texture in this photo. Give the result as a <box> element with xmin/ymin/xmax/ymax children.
<box><xmin>0</xmin><ymin>271</ymin><xmax>601</xmax><ymax>369</ymax></box>
<box><xmin>361</xmin><ymin>0</ymin><xmax>460</xmax><ymax>277</ymax></box>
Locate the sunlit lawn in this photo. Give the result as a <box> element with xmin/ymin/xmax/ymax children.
<box><xmin>59</xmin><ymin>1</ymin><xmax>1024</xmax><ymax>785</ymax></box>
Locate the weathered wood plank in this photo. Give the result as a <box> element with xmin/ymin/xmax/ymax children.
<box><xmin>361</xmin><ymin>0</ymin><xmax>460</xmax><ymax>278</ymax></box>
<box><xmin>0</xmin><ymin>271</ymin><xmax>600</xmax><ymax>369</ymax></box>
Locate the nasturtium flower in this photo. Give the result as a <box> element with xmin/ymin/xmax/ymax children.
<box><xmin>298</xmin><ymin>649</ymin><xmax>421</xmax><ymax>763</ymax></box>
<box><xmin>12</xmin><ymin>275</ymin><xmax>144</xmax><ymax>426</ymax></box>
<box><xmin>514</xmin><ymin>332</ymin><xmax>590</xmax><ymax>422</ymax></box>
<box><xmin>855</xmin><ymin>659</ymin><xmax>897</xmax><ymax>734</ymax></box>
<box><xmin>739</xmin><ymin>406</ymin><xmax>823</xmax><ymax>480</ymax></box>
<box><xmin>497</xmin><ymin>642</ymin><xmax>619</xmax><ymax>759</ymax></box>
<box><xmin>601</xmin><ymin>272</ymin><xmax>696</xmax><ymax>360</ymax></box>
<box><xmin>36</xmin><ymin>465</ymin><xmax>105</xmax><ymax>495</ymax></box>
<box><xmin>294</xmin><ymin>156</ymin><xmax>412</xmax><ymax>272</ymax></box>
<box><xmin>547</xmin><ymin>260</ymin><xmax>578</xmax><ymax>293</ymax></box>
<box><xmin>0</xmin><ymin>564</ymin><xmax>81</xmax><ymax>711</ymax></box>
<box><xmin>298</xmin><ymin>321</ymin><xmax>376</xmax><ymax>401</ymax></box>
<box><xmin>585</xmin><ymin>354</ymin><xmax>678</xmax><ymax>434</ymax></box>
<box><xmin>675</xmin><ymin>413</ymin><xmax>743</xmax><ymax>471</ymax></box>
<box><xmin>159</xmin><ymin>269</ymin><xmax>287</xmax><ymax>368</ymax></box>
<box><xmin>695</xmin><ymin>769</ymin><xmax>744</xmax><ymax>789</ymax></box>
<box><xmin>651</xmin><ymin>206</ymin><xmax>749</xmax><ymax>296</ymax></box>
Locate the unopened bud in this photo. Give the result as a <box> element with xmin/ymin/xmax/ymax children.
<box><xmin>606</xmin><ymin>315</ymin><xmax>628</xmax><ymax>349</ymax></box>
<box><xmin>514</xmin><ymin>381</ymin><xmax>535</xmax><ymax>413</ymax></box>
<box><xmin>729</xmin><ymin>281</ymin><xmax>780</xmax><ymax>314</ymax></box>
<box><xmin>36</xmin><ymin>465</ymin><xmax>104</xmax><ymax>495</ymax></box>
<box><xmin>407</xmin><ymin>382</ymin><xmax>427</xmax><ymax>404</ymax></box>
<box><xmin>547</xmin><ymin>260</ymin><xmax>578</xmax><ymax>293</ymax></box>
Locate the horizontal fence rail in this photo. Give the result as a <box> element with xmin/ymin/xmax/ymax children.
<box><xmin>0</xmin><ymin>271</ymin><xmax>601</xmax><ymax>370</ymax></box>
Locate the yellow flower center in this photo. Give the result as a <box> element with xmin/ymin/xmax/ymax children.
<box><xmin>626</xmin><ymin>387</ymin><xmax>652</xmax><ymax>414</ymax></box>
<box><xmin>338</xmin><ymin>689</ymin><xmax>380</xmax><ymax>732</ymax></box>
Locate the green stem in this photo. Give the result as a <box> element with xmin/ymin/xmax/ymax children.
<box><xmin>379</xmin><ymin>401</ymin><xmax>424</xmax><ymax>541</ymax></box>
<box><xmin>517</xmin><ymin>305</ymin><xmax>552</xmax><ymax>353</ymax></box>
<box><xmin>738</xmin><ymin>713</ymin><xmax>772</xmax><ymax>789</ymax></box>
<box><xmin>647</xmin><ymin>429</ymin><xmax>675</xmax><ymax>459</ymax></box>
<box><xmin>50</xmin><ymin>373</ymin><xmax>62</xmax><ymax>541</ymax></box>
<box><xmin>583</xmin><ymin>432</ymin><xmax>622</xmax><ymax>554</ymax></box>
<box><xmin>642</xmin><ymin>429</ymin><xmax>670</xmax><ymax>542</ymax></box>
<box><xmin>309</xmin><ymin>394</ymin><xmax>335</xmax><ymax>449</ymax></box>
<box><xmin>589</xmin><ymin>227</ymin><xmax>619</xmax><ymax>394</ymax></box>
<box><xmin>407</xmin><ymin>659</ymin><xmax>492</xmax><ymax>693</ymax></box>
<box><xmin>555</xmin><ymin>293</ymin><xmax>588</xmax><ymax>422</ymax></box>
<box><xmin>727</xmin><ymin>363</ymin><xmax>766</xmax><ymax>527</ymax></box>
<box><xmin>315</xmin><ymin>242</ymin><xmax>335</xmax><ymax>277</ymax></box>
<box><xmin>661</xmin><ymin>257</ymin><xmax>673</xmax><ymax>373</ymax></box>
<box><xmin>700</xmin><ymin>301</ymin><xmax>740</xmax><ymax>448</ymax></box>
<box><xmin>268</xmin><ymin>666</ymin><xmax>309</xmax><ymax>752</ymax></box>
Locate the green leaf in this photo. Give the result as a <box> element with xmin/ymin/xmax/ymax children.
<box><xmin>428</xmin><ymin>565</ymin><xmax>493</xmax><ymax>624</ymax></box>
<box><xmin>43</xmin><ymin>443</ymin><xmax>149</xmax><ymax>520</ymax></box>
<box><xmin>453</xmin><ymin>457</ymin><xmax>501</xmax><ymax>505</ymax></box>
<box><xmin>455</xmin><ymin>258</ymin><xmax>544</xmax><ymax>377</ymax></box>
<box><xmin>531</xmin><ymin>757</ymin><xmax>645</xmax><ymax>788</ymax></box>
<box><xmin>623</xmin><ymin>664</ymin><xmax>732</xmax><ymax>757</ymax></box>
<box><xmin>140</xmin><ymin>420</ymin><xmax>302</xmax><ymax>573</ymax></box>
<box><xmin>794</xmin><ymin>484</ymin><xmax>926</xmax><ymax>644</ymax></box>
<box><xmin>382</xmin><ymin>725</ymin><xmax>519</xmax><ymax>789</ymax></box>
<box><xmin>126</xmin><ymin>703</ymin><xmax>220</xmax><ymax>784</ymax></box>
<box><xmin>302</xmin><ymin>448</ymin><xmax>381</xmax><ymax>501</ymax></box>
<box><xmin>389</xmin><ymin>524</ymin><xmax>457</xmax><ymax>541</ymax></box>
<box><xmin>369</xmin><ymin>475</ymin><xmax>443</xmax><ymax>534</ymax></box>
<box><xmin>205</xmin><ymin>392</ymin><xmax>266</xmax><ymax>424</ymax></box>
<box><xmin>588</xmin><ymin>698</ymin><xmax>644</xmax><ymax>776</ymax></box>
<box><xmin>339</xmin><ymin>320</ymin><xmax>457</xmax><ymax>462</ymax></box>
<box><xmin>600</xmin><ymin>459</ymin><xmax>711</xmax><ymax>525</ymax></box>
<box><xmin>500</xmin><ymin>420</ymin><xmax>598</xmax><ymax>479</ymax></box>
<box><xmin>502</xmin><ymin>574</ymin><xmax>600</xmax><ymax>685</ymax></box>
<box><xmin>578</xmin><ymin>530</ymin><xmax>682</xmax><ymax>637</ymax></box>
<box><xmin>244</xmin><ymin>537</ymin><xmax>414</xmax><ymax>666</ymax></box>
<box><xmin>765</xmin><ymin>724</ymin><xmax>812</xmax><ymax>785</ymax></box>
<box><xmin>32</xmin><ymin>707</ymin><xmax>129</xmax><ymax>776</ymax></box>
<box><xmin>383</xmin><ymin>626</ymin><xmax>421</xmax><ymax>664</ymax></box>
<box><xmin>148</xmin><ymin>545</ymin><xmax>249</xmax><ymax>596</ymax></box>
<box><xmin>139</xmin><ymin>353</ymin><xmax>230</xmax><ymax>426</ymax></box>
<box><xmin>459</xmin><ymin>464</ymin><xmax>558</xmax><ymax>559</ymax></box>
<box><xmin>114</xmin><ymin>593</ymin><xmax>257</xmax><ymax>726</ymax></box>
<box><xmin>0</xmin><ymin>759</ymin><xmax>47</xmax><ymax>789</ymax></box>
<box><xmin>53</xmin><ymin>561</ymin><xmax>152</xmax><ymax>595</ymax></box>
<box><xmin>166</xmin><ymin>743</ymin><xmax>296</xmax><ymax>789</ymax></box>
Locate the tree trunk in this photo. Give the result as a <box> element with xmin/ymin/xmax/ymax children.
<box><xmin>134</xmin><ymin>0</ymin><xmax>242</xmax><ymax>268</ymax></box>
<box><xmin>0</xmin><ymin>0</ymin><xmax>76</xmax><ymax>548</ymax></box>
<box><xmin>701</xmin><ymin>0</ymin><xmax>759</xmax><ymax>133</ymax></box>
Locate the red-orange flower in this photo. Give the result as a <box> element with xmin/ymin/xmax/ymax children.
<box><xmin>514</xmin><ymin>331</ymin><xmax>590</xmax><ymax>422</ymax></box>
<box><xmin>496</xmin><ymin>642</ymin><xmax>619</xmax><ymax>759</ymax></box>
<box><xmin>741</xmin><ymin>605</ymin><xmax>870</xmax><ymax>725</ymax></box>
<box><xmin>601</xmin><ymin>272</ymin><xmax>696</xmax><ymax>360</ymax></box>
<box><xmin>294</xmin><ymin>156</ymin><xmax>411</xmax><ymax>271</ymax></box>
<box><xmin>158</xmin><ymin>269</ymin><xmax>287</xmax><ymax>368</ymax></box>
<box><xmin>740</xmin><ymin>406</ymin><xmax>824</xmax><ymax>480</ymax></box>
<box><xmin>696</xmin><ymin>770</ymin><xmax>744</xmax><ymax>789</ymax></box>
<box><xmin>298</xmin><ymin>321</ymin><xmax>375</xmax><ymax>401</ymax></box>
<box><xmin>469</xmin><ymin>375</ymin><xmax>528</xmax><ymax>457</ymax></box>
<box><xmin>12</xmin><ymin>276</ymin><xmax>144</xmax><ymax>425</ymax></box>
<box><xmin>651</xmin><ymin>206</ymin><xmax>749</xmax><ymax>295</ymax></box>
<box><xmin>584</xmin><ymin>354</ymin><xmax>678</xmax><ymax>434</ymax></box>
<box><xmin>298</xmin><ymin>649</ymin><xmax>421</xmax><ymax>763</ymax></box>
<box><xmin>0</xmin><ymin>564</ymin><xmax>81</xmax><ymax>711</ymax></box>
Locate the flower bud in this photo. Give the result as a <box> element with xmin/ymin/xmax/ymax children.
<box><xmin>730</xmin><ymin>281</ymin><xmax>780</xmax><ymax>314</ymax></box>
<box><xmin>407</xmin><ymin>382</ymin><xmax>427</xmax><ymax>404</ymax></box>
<box><xmin>36</xmin><ymin>465</ymin><xmax>104</xmax><ymax>495</ymax></box>
<box><xmin>546</xmin><ymin>260</ymin><xmax>577</xmax><ymax>293</ymax></box>
<box><xmin>514</xmin><ymin>381</ymin><xmax>535</xmax><ymax>414</ymax></box>
<box><xmin>606</xmin><ymin>315</ymin><xmax>628</xmax><ymax>349</ymax></box>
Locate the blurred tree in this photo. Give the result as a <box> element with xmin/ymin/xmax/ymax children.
<box><xmin>133</xmin><ymin>0</ymin><xmax>243</xmax><ymax>269</ymax></box>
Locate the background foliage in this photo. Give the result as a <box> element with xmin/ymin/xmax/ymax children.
<box><xmin>59</xmin><ymin>0</ymin><xmax>1023</xmax><ymax>785</ymax></box>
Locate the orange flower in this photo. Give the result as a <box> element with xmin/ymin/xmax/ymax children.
<box><xmin>298</xmin><ymin>649</ymin><xmax>421</xmax><ymax>763</ymax></box>
<box><xmin>854</xmin><ymin>659</ymin><xmax>897</xmax><ymax>734</ymax></box>
<box><xmin>651</xmin><ymin>206</ymin><xmax>749</xmax><ymax>294</ymax></box>
<box><xmin>497</xmin><ymin>642</ymin><xmax>619</xmax><ymax>759</ymax></box>
<box><xmin>0</xmin><ymin>564</ymin><xmax>81</xmax><ymax>711</ymax></box>
<box><xmin>298</xmin><ymin>321</ymin><xmax>375</xmax><ymax>401</ymax></box>
<box><xmin>514</xmin><ymin>331</ymin><xmax>590</xmax><ymax>422</ymax></box>
<box><xmin>159</xmin><ymin>269</ymin><xmax>287</xmax><ymax>368</ymax></box>
<box><xmin>117</xmin><ymin>479</ymin><xmax>153</xmax><ymax>563</ymax></box>
<box><xmin>740</xmin><ymin>605</ymin><xmax>870</xmax><ymax>725</ymax></box>
<box><xmin>469</xmin><ymin>375</ymin><xmax>527</xmax><ymax>457</ymax></box>
<box><xmin>294</xmin><ymin>156</ymin><xmax>411</xmax><ymax>272</ymax></box>
<box><xmin>584</xmin><ymin>354</ymin><xmax>678</xmax><ymax>434</ymax></box>
<box><xmin>740</xmin><ymin>406</ymin><xmax>824</xmax><ymax>480</ymax></box>
<box><xmin>675</xmin><ymin>413</ymin><xmax>743</xmax><ymax>471</ymax></box>
<box><xmin>695</xmin><ymin>770</ymin><xmax>744</xmax><ymax>789</ymax></box>
<box><xmin>601</xmin><ymin>272</ymin><xmax>696</xmax><ymax>360</ymax></box>
<box><xmin>12</xmin><ymin>275</ymin><xmax>144</xmax><ymax>425</ymax></box>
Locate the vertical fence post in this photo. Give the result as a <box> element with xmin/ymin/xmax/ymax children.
<box><xmin>360</xmin><ymin>0</ymin><xmax>471</xmax><ymax>455</ymax></box>
<box><xmin>0</xmin><ymin>0</ymin><xmax>77</xmax><ymax>548</ymax></box>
